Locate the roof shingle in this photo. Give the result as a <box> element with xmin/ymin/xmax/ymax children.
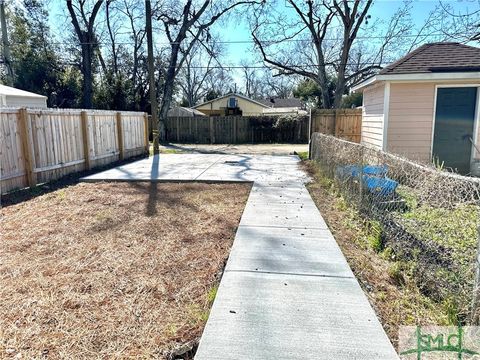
<box><xmin>257</xmin><ymin>98</ymin><xmax>304</xmax><ymax>108</ymax></box>
<box><xmin>379</xmin><ymin>42</ymin><xmax>480</xmax><ymax>75</ymax></box>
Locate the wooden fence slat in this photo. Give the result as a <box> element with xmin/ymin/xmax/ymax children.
<box><xmin>144</xmin><ymin>113</ymin><xmax>149</xmax><ymax>153</ymax></box>
<box><xmin>80</xmin><ymin>111</ymin><xmax>91</xmax><ymax>170</ymax></box>
<box><xmin>116</xmin><ymin>112</ymin><xmax>124</xmax><ymax>161</ymax></box>
<box><xmin>2</xmin><ymin>108</ymin><xmax>146</xmax><ymax>194</ymax></box>
<box><xmin>17</xmin><ymin>108</ymin><xmax>36</xmax><ymax>187</ymax></box>
<box><xmin>310</xmin><ymin>108</ymin><xmax>362</xmax><ymax>143</ymax></box>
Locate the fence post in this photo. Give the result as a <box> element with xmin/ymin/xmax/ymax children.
<box><xmin>176</xmin><ymin>117</ymin><xmax>180</xmax><ymax>142</ymax></box>
<box><xmin>471</xmin><ymin>226</ymin><xmax>480</xmax><ymax>324</ymax></box>
<box><xmin>308</xmin><ymin>108</ymin><xmax>313</xmax><ymax>159</ymax></box>
<box><xmin>116</xmin><ymin>112</ymin><xmax>124</xmax><ymax>161</ymax></box>
<box><xmin>210</xmin><ymin>117</ymin><xmax>215</xmax><ymax>144</ymax></box>
<box><xmin>334</xmin><ymin>109</ymin><xmax>339</xmax><ymax>137</ymax></box>
<box><xmin>80</xmin><ymin>111</ymin><xmax>91</xmax><ymax>170</ymax></box>
<box><xmin>189</xmin><ymin>117</ymin><xmax>192</xmax><ymax>141</ymax></box>
<box><xmin>17</xmin><ymin>108</ymin><xmax>36</xmax><ymax>188</ymax></box>
<box><xmin>359</xmin><ymin>145</ymin><xmax>364</xmax><ymax>207</ymax></box>
<box><xmin>143</xmin><ymin>113</ymin><xmax>149</xmax><ymax>154</ymax></box>
<box><xmin>233</xmin><ymin>117</ymin><xmax>237</xmax><ymax>144</ymax></box>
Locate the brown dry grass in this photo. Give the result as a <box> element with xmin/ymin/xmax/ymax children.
<box><xmin>302</xmin><ymin>161</ymin><xmax>449</xmax><ymax>349</ymax></box>
<box><xmin>0</xmin><ymin>182</ymin><xmax>250</xmax><ymax>359</ymax></box>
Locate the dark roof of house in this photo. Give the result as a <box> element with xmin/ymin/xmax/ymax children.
<box><xmin>379</xmin><ymin>42</ymin><xmax>480</xmax><ymax>75</ymax></box>
<box><xmin>257</xmin><ymin>97</ymin><xmax>304</xmax><ymax>108</ymax></box>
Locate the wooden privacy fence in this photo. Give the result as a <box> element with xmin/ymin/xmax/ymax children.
<box><xmin>310</xmin><ymin>108</ymin><xmax>362</xmax><ymax>143</ymax></box>
<box><xmin>1</xmin><ymin>108</ymin><xmax>149</xmax><ymax>194</ymax></box>
<box><xmin>163</xmin><ymin>115</ymin><xmax>309</xmax><ymax>144</ymax></box>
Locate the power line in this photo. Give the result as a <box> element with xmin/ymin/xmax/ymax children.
<box><xmin>4</xmin><ymin>32</ymin><xmax>458</xmax><ymax>47</ymax></box>
<box><xmin>0</xmin><ymin>59</ymin><xmax>390</xmax><ymax>69</ymax></box>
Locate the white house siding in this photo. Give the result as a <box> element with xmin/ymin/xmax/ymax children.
<box><xmin>6</xmin><ymin>95</ymin><xmax>47</xmax><ymax>108</ymax></box>
<box><xmin>361</xmin><ymin>82</ymin><xmax>385</xmax><ymax>149</ymax></box>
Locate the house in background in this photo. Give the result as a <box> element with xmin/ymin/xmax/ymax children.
<box><xmin>353</xmin><ymin>42</ymin><xmax>480</xmax><ymax>174</ymax></box>
<box><xmin>0</xmin><ymin>85</ymin><xmax>47</xmax><ymax>108</ymax></box>
<box><xmin>193</xmin><ymin>93</ymin><xmax>306</xmax><ymax>116</ymax></box>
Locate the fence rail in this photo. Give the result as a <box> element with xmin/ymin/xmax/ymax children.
<box><xmin>310</xmin><ymin>132</ymin><xmax>480</xmax><ymax>322</ymax></box>
<box><xmin>310</xmin><ymin>108</ymin><xmax>362</xmax><ymax>143</ymax></box>
<box><xmin>1</xmin><ymin>108</ymin><xmax>148</xmax><ymax>194</ymax></box>
<box><xmin>163</xmin><ymin>115</ymin><xmax>309</xmax><ymax>144</ymax></box>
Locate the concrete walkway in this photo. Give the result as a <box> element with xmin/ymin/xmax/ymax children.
<box><xmin>82</xmin><ymin>154</ymin><xmax>398</xmax><ymax>359</ymax></box>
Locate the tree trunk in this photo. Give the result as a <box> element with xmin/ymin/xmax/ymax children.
<box><xmin>146</xmin><ymin>0</ymin><xmax>159</xmax><ymax>152</ymax></box>
<box><xmin>158</xmin><ymin>43</ymin><xmax>180</xmax><ymax>141</ymax></box>
<box><xmin>81</xmin><ymin>36</ymin><xmax>93</xmax><ymax>109</ymax></box>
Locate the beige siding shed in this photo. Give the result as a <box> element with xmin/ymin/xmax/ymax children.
<box><xmin>361</xmin><ymin>82</ymin><xmax>385</xmax><ymax>149</ymax></box>
<box><xmin>354</xmin><ymin>43</ymin><xmax>480</xmax><ymax>173</ymax></box>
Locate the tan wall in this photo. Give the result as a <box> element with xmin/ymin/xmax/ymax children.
<box><xmin>195</xmin><ymin>96</ymin><xmax>266</xmax><ymax>116</ymax></box>
<box><xmin>386</xmin><ymin>81</ymin><xmax>480</xmax><ymax>163</ymax></box>
<box><xmin>386</xmin><ymin>83</ymin><xmax>435</xmax><ymax>162</ymax></box>
<box><xmin>361</xmin><ymin>82</ymin><xmax>384</xmax><ymax>149</ymax></box>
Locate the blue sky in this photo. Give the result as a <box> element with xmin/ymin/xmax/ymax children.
<box><xmin>220</xmin><ymin>0</ymin><xmax>479</xmax><ymax>65</ymax></box>
<box><xmin>44</xmin><ymin>0</ymin><xmax>479</xmax><ymax>86</ymax></box>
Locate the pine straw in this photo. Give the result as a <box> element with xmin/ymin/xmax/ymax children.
<box><xmin>0</xmin><ymin>182</ymin><xmax>250</xmax><ymax>359</ymax></box>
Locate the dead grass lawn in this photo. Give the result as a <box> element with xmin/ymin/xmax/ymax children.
<box><xmin>0</xmin><ymin>182</ymin><xmax>250</xmax><ymax>359</ymax></box>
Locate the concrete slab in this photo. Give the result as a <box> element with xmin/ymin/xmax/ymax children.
<box><xmin>195</xmin><ymin>271</ymin><xmax>398</xmax><ymax>360</ymax></box>
<box><xmin>247</xmin><ymin>185</ymin><xmax>312</xmax><ymax>204</ymax></box>
<box><xmin>226</xmin><ymin>226</ymin><xmax>355</xmax><ymax>278</ymax></box>
<box><xmin>79</xmin><ymin>153</ymin><xmax>397</xmax><ymax>359</ymax></box>
<box><xmin>239</xmin><ymin>202</ymin><xmax>328</xmax><ymax>229</ymax></box>
<box><xmin>81</xmin><ymin>154</ymin><xmax>309</xmax><ymax>184</ymax></box>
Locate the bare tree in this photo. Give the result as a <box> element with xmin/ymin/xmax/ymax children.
<box><xmin>177</xmin><ymin>41</ymin><xmax>224</xmax><ymax>106</ymax></box>
<box><xmin>105</xmin><ymin>0</ymin><xmax>120</xmax><ymax>74</ymax></box>
<box><xmin>121</xmin><ymin>0</ymin><xmax>146</xmax><ymax>108</ymax></box>
<box><xmin>66</xmin><ymin>0</ymin><xmax>104</xmax><ymax>108</ymax></box>
<box><xmin>251</xmin><ymin>0</ymin><xmax>413</xmax><ymax>108</ymax></box>
<box><xmin>434</xmin><ymin>1</ymin><xmax>480</xmax><ymax>42</ymax></box>
<box><xmin>240</xmin><ymin>59</ymin><xmax>262</xmax><ymax>98</ymax></box>
<box><xmin>261</xmin><ymin>71</ymin><xmax>296</xmax><ymax>98</ymax></box>
<box><xmin>155</xmin><ymin>0</ymin><xmax>261</xmax><ymax>141</ymax></box>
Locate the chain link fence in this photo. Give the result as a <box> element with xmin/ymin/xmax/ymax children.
<box><xmin>310</xmin><ymin>133</ymin><xmax>480</xmax><ymax>323</ymax></box>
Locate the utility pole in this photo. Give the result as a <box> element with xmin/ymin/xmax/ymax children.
<box><xmin>145</xmin><ymin>0</ymin><xmax>159</xmax><ymax>155</ymax></box>
<box><xmin>0</xmin><ymin>0</ymin><xmax>14</xmax><ymax>86</ymax></box>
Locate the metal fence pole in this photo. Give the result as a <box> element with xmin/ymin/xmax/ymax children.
<box><xmin>359</xmin><ymin>145</ymin><xmax>364</xmax><ymax>207</ymax></box>
<box><xmin>470</xmin><ymin>225</ymin><xmax>480</xmax><ymax>325</ymax></box>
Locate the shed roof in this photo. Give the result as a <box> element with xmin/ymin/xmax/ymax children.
<box><xmin>257</xmin><ymin>97</ymin><xmax>304</xmax><ymax>108</ymax></box>
<box><xmin>352</xmin><ymin>42</ymin><xmax>480</xmax><ymax>91</ymax></box>
<box><xmin>0</xmin><ymin>84</ymin><xmax>47</xmax><ymax>99</ymax></box>
<box><xmin>379</xmin><ymin>42</ymin><xmax>480</xmax><ymax>75</ymax></box>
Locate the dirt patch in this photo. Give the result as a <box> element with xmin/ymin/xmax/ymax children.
<box><xmin>155</xmin><ymin>143</ymin><xmax>309</xmax><ymax>156</ymax></box>
<box><xmin>0</xmin><ymin>182</ymin><xmax>250</xmax><ymax>359</ymax></box>
<box><xmin>302</xmin><ymin>161</ymin><xmax>449</xmax><ymax>349</ymax></box>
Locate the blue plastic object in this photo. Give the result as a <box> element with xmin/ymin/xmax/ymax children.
<box><xmin>336</xmin><ymin>164</ymin><xmax>398</xmax><ymax>196</ymax></box>
<box><xmin>362</xmin><ymin>165</ymin><xmax>388</xmax><ymax>177</ymax></box>
<box><xmin>363</xmin><ymin>176</ymin><xmax>398</xmax><ymax>195</ymax></box>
